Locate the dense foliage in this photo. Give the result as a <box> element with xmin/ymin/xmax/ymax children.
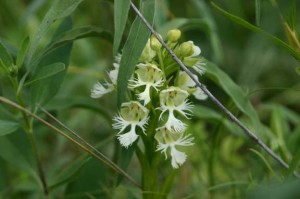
<box><xmin>0</xmin><ymin>0</ymin><xmax>300</xmax><ymax>198</ymax></box>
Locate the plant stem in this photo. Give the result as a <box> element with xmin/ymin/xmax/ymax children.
<box><xmin>15</xmin><ymin>95</ymin><xmax>49</xmax><ymax>197</ymax></box>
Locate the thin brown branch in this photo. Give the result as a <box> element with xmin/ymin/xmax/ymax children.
<box><xmin>0</xmin><ymin>96</ymin><xmax>140</xmax><ymax>188</ymax></box>
<box><xmin>130</xmin><ymin>1</ymin><xmax>300</xmax><ymax>178</ymax></box>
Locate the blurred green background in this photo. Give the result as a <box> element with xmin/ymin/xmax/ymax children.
<box><xmin>0</xmin><ymin>0</ymin><xmax>300</xmax><ymax>198</ymax></box>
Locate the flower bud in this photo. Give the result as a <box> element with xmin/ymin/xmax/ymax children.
<box><xmin>167</xmin><ymin>29</ymin><xmax>181</xmax><ymax>42</ymax></box>
<box><xmin>150</xmin><ymin>34</ymin><xmax>162</xmax><ymax>51</ymax></box>
<box><xmin>179</xmin><ymin>41</ymin><xmax>194</xmax><ymax>57</ymax></box>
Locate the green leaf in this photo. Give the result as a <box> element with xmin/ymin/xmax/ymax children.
<box><xmin>113</xmin><ymin>0</ymin><xmax>130</xmax><ymax>55</ymax></box>
<box><xmin>45</xmin><ymin>26</ymin><xmax>113</xmax><ymax>55</ymax></box>
<box><xmin>64</xmin><ymin>157</ymin><xmax>109</xmax><ymax>198</ymax></box>
<box><xmin>117</xmin><ymin>0</ymin><xmax>156</xmax><ymax>106</ymax></box>
<box><xmin>296</xmin><ymin>67</ymin><xmax>300</xmax><ymax>76</ymax></box>
<box><xmin>287</xmin><ymin>147</ymin><xmax>300</xmax><ymax>178</ymax></box>
<box><xmin>211</xmin><ymin>2</ymin><xmax>300</xmax><ymax>62</ymax></box>
<box><xmin>16</xmin><ymin>36</ymin><xmax>30</xmax><ymax>68</ymax></box>
<box><xmin>287</xmin><ymin>0</ymin><xmax>297</xmax><ymax>31</ymax></box>
<box><xmin>45</xmin><ymin>96</ymin><xmax>111</xmax><ymax>123</ymax></box>
<box><xmin>249</xmin><ymin>148</ymin><xmax>280</xmax><ymax>179</ymax></box>
<box><xmin>249</xmin><ymin>179</ymin><xmax>300</xmax><ymax>199</ymax></box>
<box><xmin>0</xmin><ymin>120</ymin><xmax>19</xmax><ymax>136</ymax></box>
<box><xmin>0</xmin><ymin>41</ymin><xmax>13</xmax><ymax>74</ymax></box>
<box><xmin>205</xmin><ymin>60</ymin><xmax>264</xmax><ymax>136</ymax></box>
<box><xmin>255</xmin><ymin>0</ymin><xmax>261</xmax><ymax>26</ymax></box>
<box><xmin>27</xmin><ymin>0</ymin><xmax>83</xmax><ymax>67</ymax></box>
<box><xmin>31</xmin><ymin>17</ymin><xmax>73</xmax><ymax>106</ymax></box>
<box><xmin>0</xmin><ymin>136</ymin><xmax>33</xmax><ymax>172</ymax></box>
<box><xmin>190</xmin><ymin>0</ymin><xmax>224</xmax><ymax>63</ymax></box>
<box><xmin>26</xmin><ymin>63</ymin><xmax>65</xmax><ymax>85</ymax></box>
<box><xmin>193</xmin><ymin>105</ymin><xmax>243</xmax><ymax>136</ymax></box>
<box><xmin>49</xmin><ymin>157</ymin><xmax>91</xmax><ymax>190</ymax></box>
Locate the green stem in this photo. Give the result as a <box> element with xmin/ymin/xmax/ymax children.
<box><xmin>158</xmin><ymin>50</ymin><xmax>166</xmax><ymax>80</ymax></box>
<box><xmin>137</xmin><ymin>109</ymin><xmax>161</xmax><ymax>199</ymax></box>
<box><xmin>12</xmin><ymin>78</ymin><xmax>49</xmax><ymax>197</ymax></box>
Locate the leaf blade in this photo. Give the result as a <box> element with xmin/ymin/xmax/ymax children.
<box><xmin>0</xmin><ymin>120</ymin><xmax>19</xmax><ymax>136</ymax></box>
<box><xmin>211</xmin><ymin>2</ymin><xmax>300</xmax><ymax>62</ymax></box>
<box><xmin>117</xmin><ymin>0</ymin><xmax>156</xmax><ymax>106</ymax></box>
<box><xmin>113</xmin><ymin>0</ymin><xmax>131</xmax><ymax>55</ymax></box>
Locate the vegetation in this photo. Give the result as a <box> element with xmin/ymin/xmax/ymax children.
<box><xmin>0</xmin><ymin>0</ymin><xmax>300</xmax><ymax>198</ymax></box>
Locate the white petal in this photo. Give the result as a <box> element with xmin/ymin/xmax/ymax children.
<box><xmin>192</xmin><ymin>44</ymin><xmax>201</xmax><ymax>57</ymax></box>
<box><xmin>117</xmin><ymin>125</ymin><xmax>139</xmax><ymax>148</ymax></box>
<box><xmin>170</xmin><ymin>147</ymin><xmax>187</xmax><ymax>169</ymax></box>
<box><xmin>137</xmin><ymin>84</ymin><xmax>151</xmax><ymax>105</ymax></box>
<box><xmin>112</xmin><ymin>115</ymin><xmax>130</xmax><ymax>133</ymax></box>
<box><xmin>164</xmin><ymin>109</ymin><xmax>186</xmax><ymax>132</ymax></box>
<box><xmin>193</xmin><ymin>62</ymin><xmax>206</xmax><ymax>75</ymax></box>
<box><xmin>91</xmin><ymin>82</ymin><xmax>114</xmax><ymax>98</ymax></box>
<box><xmin>108</xmin><ymin>69</ymin><xmax>118</xmax><ymax>85</ymax></box>
<box><xmin>193</xmin><ymin>88</ymin><xmax>208</xmax><ymax>100</ymax></box>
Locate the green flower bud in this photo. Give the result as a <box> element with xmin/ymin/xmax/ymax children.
<box><xmin>183</xmin><ymin>57</ymin><xmax>199</xmax><ymax>67</ymax></box>
<box><xmin>179</xmin><ymin>41</ymin><xmax>194</xmax><ymax>57</ymax></box>
<box><xmin>150</xmin><ymin>34</ymin><xmax>162</xmax><ymax>51</ymax></box>
<box><xmin>139</xmin><ymin>39</ymin><xmax>156</xmax><ymax>63</ymax></box>
<box><xmin>167</xmin><ymin>29</ymin><xmax>181</xmax><ymax>42</ymax></box>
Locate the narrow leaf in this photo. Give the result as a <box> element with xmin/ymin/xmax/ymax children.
<box><xmin>16</xmin><ymin>36</ymin><xmax>30</xmax><ymax>68</ymax></box>
<box><xmin>46</xmin><ymin>96</ymin><xmax>111</xmax><ymax>123</ymax></box>
<box><xmin>211</xmin><ymin>2</ymin><xmax>300</xmax><ymax>62</ymax></box>
<box><xmin>0</xmin><ymin>41</ymin><xmax>13</xmax><ymax>73</ymax></box>
<box><xmin>113</xmin><ymin>0</ymin><xmax>131</xmax><ymax>55</ymax></box>
<box><xmin>0</xmin><ymin>120</ymin><xmax>19</xmax><ymax>136</ymax></box>
<box><xmin>0</xmin><ymin>137</ymin><xmax>33</xmax><ymax>172</ymax></box>
<box><xmin>190</xmin><ymin>0</ymin><xmax>224</xmax><ymax>63</ymax></box>
<box><xmin>49</xmin><ymin>157</ymin><xmax>91</xmax><ymax>190</ymax></box>
<box><xmin>45</xmin><ymin>26</ymin><xmax>113</xmax><ymax>55</ymax></box>
<box><xmin>117</xmin><ymin>0</ymin><xmax>156</xmax><ymax>106</ymax></box>
<box><xmin>250</xmin><ymin>148</ymin><xmax>280</xmax><ymax>179</ymax></box>
<box><xmin>27</xmin><ymin>0</ymin><xmax>83</xmax><ymax>66</ymax></box>
<box><xmin>205</xmin><ymin>60</ymin><xmax>264</xmax><ymax>136</ymax></box>
<box><xmin>255</xmin><ymin>0</ymin><xmax>261</xmax><ymax>26</ymax></box>
<box><xmin>296</xmin><ymin>67</ymin><xmax>300</xmax><ymax>76</ymax></box>
<box><xmin>31</xmin><ymin>18</ymin><xmax>73</xmax><ymax>106</ymax></box>
<box><xmin>27</xmin><ymin>63</ymin><xmax>65</xmax><ymax>85</ymax></box>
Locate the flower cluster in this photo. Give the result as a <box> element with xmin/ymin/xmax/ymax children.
<box><xmin>91</xmin><ymin>29</ymin><xmax>207</xmax><ymax>168</ymax></box>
